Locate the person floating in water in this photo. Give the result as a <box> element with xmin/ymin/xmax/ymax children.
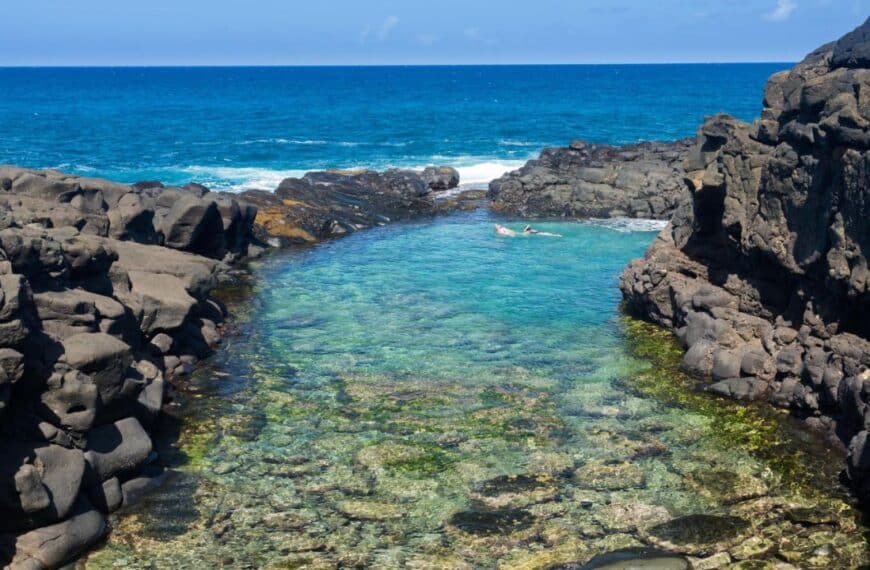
<box><xmin>494</xmin><ymin>223</ymin><xmax>561</xmax><ymax>237</ymax></box>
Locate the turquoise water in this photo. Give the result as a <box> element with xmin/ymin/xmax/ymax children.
<box><xmin>86</xmin><ymin>213</ymin><xmax>868</xmax><ymax>569</ymax></box>
<box><xmin>0</xmin><ymin>64</ymin><xmax>787</xmax><ymax>190</ymax></box>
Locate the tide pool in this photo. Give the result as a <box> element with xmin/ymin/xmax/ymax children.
<box><xmin>85</xmin><ymin>212</ymin><xmax>868</xmax><ymax>569</ymax></box>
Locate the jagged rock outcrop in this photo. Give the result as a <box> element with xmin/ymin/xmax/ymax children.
<box><xmin>488</xmin><ymin>139</ymin><xmax>693</xmax><ymax>219</ymax></box>
<box><xmin>620</xmin><ymin>19</ymin><xmax>870</xmax><ymax>501</ymax></box>
<box><xmin>0</xmin><ymin>168</ymin><xmax>260</xmax><ymax>263</ymax></box>
<box><xmin>241</xmin><ymin>167</ymin><xmax>473</xmax><ymax>245</ymax></box>
<box><xmin>0</xmin><ymin>170</ymin><xmax>258</xmax><ymax>568</ymax></box>
<box><xmin>421</xmin><ymin>166</ymin><xmax>460</xmax><ymax>191</ymax></box>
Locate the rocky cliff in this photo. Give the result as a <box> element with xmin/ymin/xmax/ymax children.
<box><xmin>620</xmin><ymin>19</ymin><xmax>870</xmax><ymax>501</ymax></box>
<box><xmin>488</xmin><ymin>139</ymin><xmax>693</xmax><ymax>219</ymax></box>
<box><xmin>0</xmin><ymin>168</ymin><xmax>259</xmax><ymax>568</ymax></box>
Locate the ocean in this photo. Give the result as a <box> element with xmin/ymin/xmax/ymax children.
<box><xmin>0</xmin><ymin>64</ymin><xmax>788</xmax><ymax>191</ymax></box>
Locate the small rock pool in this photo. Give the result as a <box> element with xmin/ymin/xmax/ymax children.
<box><xmin>86</xmin><ymin>211</ymin><xmax>869</xmax><ymax>569</ymax></box>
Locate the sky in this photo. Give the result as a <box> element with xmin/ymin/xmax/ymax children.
<box><xmin>0</xmin><ymin>0</ymin><xmax>867</xmax><ymax>66</ymax></box>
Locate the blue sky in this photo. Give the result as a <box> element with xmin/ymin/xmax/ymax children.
<box><xmin>1</xmin><ymin>0</ymin><xmax>866</xmax><ymax>65</ymax></box>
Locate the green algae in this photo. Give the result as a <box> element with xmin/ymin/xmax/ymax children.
<box><xmin>85</xmin><ymin>217</ymin><xmax>870</xmax><ymax>569</ymax></box>
<box><xmin>620</xmin><ymin>315</ymin><xmax>847</xmax><ymax>498</ymax></box>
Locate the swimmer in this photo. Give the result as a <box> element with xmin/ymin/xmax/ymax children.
<box><xmin>523</xmin><ymin>224</ymin><xmax>562</xmax><ymax>237</ymax></box>
<box><xmin>495</xmin><ymin>224</ymin><xmax>517</xmax><ymax>237</ymax></box>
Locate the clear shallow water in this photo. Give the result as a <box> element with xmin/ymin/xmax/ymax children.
<box><xmin>0</xmin><ymin>64</ymin><xmax>788</xmax><ymax>190</ymax></box>
<box><xmin>86</xmin><ymin>212</ymin><xmax>868</xmax><ymax>569</ymax></box>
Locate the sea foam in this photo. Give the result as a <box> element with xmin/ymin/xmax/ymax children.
<box><xmin>168</xmin><ymin>159</ymin><xmax>528</xmax><ymax>193</ymax></box>
<box><xmin>580</xmin><ymin>217</ymin><xmax>669</xmax><ymax>233</ymax></box>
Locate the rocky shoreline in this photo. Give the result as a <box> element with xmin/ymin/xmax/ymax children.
<box><xmin>488</xmin><ymin>138</ymin><xmax>693</xmax><ymax>220</ymax></box>
<box><xmin>1</xmin><ymin>17</ymin><xmax>869</xmax><ymax>569</ymax></box>
<box><xmin>0</xmin><ymin>166</ymin><xmax>266</xmax><ymax>568</ymax></box>
<box><xmin>491</xmin><ymin>19</ymin><xmax>870</xmax><ymax>506</ymax></box>
<box><xmin>0</xmin><ymin>164</ymin><xmax>469</xmax><ymax>568</ymax></box>
<box><xmin>620</xmin><ymin>19</ymin><xmax>870</xmax><ymax>503</ymax></box>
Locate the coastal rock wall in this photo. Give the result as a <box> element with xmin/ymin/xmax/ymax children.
<box><xmin>620</xmin><ymin>19</ymin><xmax>870</xmax><ymax>500</ymax></box>
<box><xmin>0</xmin><ymin>167</ymin><xmax>259</xmax><ymax>263</ymax></box>
<box><xmin>0</xmin><ymin>170</ymin><xmax>258</xmax><ymax>568</ymax></box>
<box><xmin>488</xmin><ymin>139</ymin><xmax>693</xmax><ymax>219</ymax></box>
<box><xmin>241</xmin><ymin>166</ymin><xmax>467</xmax><ymax>245</ymax></box>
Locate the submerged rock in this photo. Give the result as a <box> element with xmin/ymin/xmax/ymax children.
<box><xmin>448</xmin><ymin>508</ymin><xmax>535</xmax><ymax>536</ymax></box>
<box><xmin>336</xmin><ymin>500</ymin><xmax>404</xmax><ymax>521</ymax></box>
<box><xmin>573</xmin><ymin>460</ymin><xmax>646</xmax><ymax>491</ymax></box>
<box><xmin>593</xmin><ymin>501</ymin><xmax>672</xmax><ymax>533</ymax></box>
<box><xmin>644</xmin><ymin>514</ymin><xmax>751</xmax><ymax>555</ymax></box>
<box><xmin>556</xmin><ymin>547</ymin><xmax>689</xmax><ymax>569</ymax></box>
<box><xmin>469</xmin><ymin>473</ymin><xmax>560</xmax><ymax>509</ymax></box>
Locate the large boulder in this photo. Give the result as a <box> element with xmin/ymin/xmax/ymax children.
<box><xmin>3</xmin><ymin>498</ymin><xmax>106</xmax><ymax>569</ymax></box>
<box><xmin>0</xmin><ymin>443</ymin><xmax>86</xmax><ymax>531</ymax></box>
<box><xmin>59</xmin><ymin>333</ymin><xmax>132</xmax><ymax>407</ymax></box>
<box><xmin>421</xmin><ymin>166</ymin><xmax>460</xmax><ymax>190</ymax></box>
<box><xmin>158</xmin><ymin>193</ymin><xmax>225</xmax><ymax>255</ymax></box>
<box><xmin>84</xmin><ymin>417</ymin><xmax>152</xmax><ymax>482</ymax></box>
<box><xmin>126</xmin><ymin>271</ymin><xmax>197</xmax><ymax>335</ymax></box>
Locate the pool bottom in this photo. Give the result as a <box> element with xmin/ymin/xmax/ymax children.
<box><xmin>84</xmin><ymin>213</ymin><xmax>869</xmax><ymax>569</ymax></box>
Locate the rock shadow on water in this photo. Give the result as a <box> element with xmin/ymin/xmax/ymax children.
<box><xmin>448</xmin><ymin>508</ymin><xmax>535</xmax><ymax>536</ymax></box>
<box><xmin>644</xmin><ymin>514</ymin><xmax>750</xmax><ymax>555</ymax></box>
<box><xmin>114</xmin><ymin>470</ymin><xmax>201</xmax><ymax>541</ymax></box>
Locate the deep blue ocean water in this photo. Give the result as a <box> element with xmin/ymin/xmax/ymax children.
<box><xmin>1</xmin><ymin>64</ymin><xmax>788</xmax><ymax>191</ymax></box>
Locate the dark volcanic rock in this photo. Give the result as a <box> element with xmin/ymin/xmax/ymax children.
<box><xmin>488</xmin><ymin>139</ymin><xmax>692</xmax><ymax>219</ymax></box>
<box><xmin>421</xmin><ymin>166</ymin><xmax>460</xmax><ymax>190</ymax></box>
<box><xmin>0</xmin><ymin>162</ymin><xmax>463</xmax><ymax>564</ymax></box>
<box><xmin>0</xmin><ymin>166</ymin><xmax>259</xmax><ymax>262</ymax></box>
<box><xmin>0</xmin><ymin>168</ymin><xmax>259</xmax><ymax>566</ymax></box>
<box><xmin>620</xmin><ymin>18</ymin><xmax>870</xmax><ymax>502</ymax></box>
<box><xmin>241</xmin><ymin>167</ymin><xmax>455</xmax><ymax>245</ymax></box>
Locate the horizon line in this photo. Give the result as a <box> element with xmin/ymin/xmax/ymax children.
<box><xmin>0</xmin><ymin>60</ymin><xmax>797</xmax><ymax>69</ymax></box>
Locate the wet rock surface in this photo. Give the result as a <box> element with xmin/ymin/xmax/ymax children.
<box><xmin>0</xmin><ymin>169</ymin><xmax>258</xmax><ymax>567</ymax></box>
<box><xmin>488</xmin><ymin>139</ymin><xmax>692</xmax><ymax>219</ymax></box>
<box><xmin>240</xmin><ymin>166</ymin><xmax>467</xmax><ymax>245</ymax></box>
<box><xmin>620</xmin><ymin>19</ymin><xmax>870</xmax><ymax>502</ymax></box>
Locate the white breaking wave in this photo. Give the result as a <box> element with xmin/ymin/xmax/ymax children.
<box><xmin>237</xmin><ymin>138</ymin><xmax>329</xmax><ymax>146</ymax></box>
<box><xmin>172</xmin><ymin>159</ymin><xmax>528</xmax><ymax>193</ymax></box>
<box><xmin>498</xmin><ymin>139</ymin><xmax>546</xmax><ymax>147</ymax></box>
<box><xmin>580</xmin><ymin>217</ymin><xmax>669</xmax><ymax>233</ymax></box>
<box><xmin>454</xmin><ymin>160</ymin><xmax>527</xmax><ymax>187</ymax></box>
<box><xmin>236</xmin><ymin>138</ymin><xmax>412</xmax><ymax>148</ymax></box>
<box><xmin>70</xmin><ymin>156</ymin><xmax>530</xmax><ymax>194</ymax></box>
<box><xmin>178</xmin><ymin>166</ymin><xmax>310</xmax><ymax>192</ymax></box>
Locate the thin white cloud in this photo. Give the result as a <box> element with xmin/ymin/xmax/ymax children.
<box><xmin>378</xmin><ymin>16</ymin><xmax>399</xmax><ymax>40</ymax></box>
<box><xmin>763</xmin><ymin>0</ymin><xmax>797</xmax><ymax>21</ymax></box>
